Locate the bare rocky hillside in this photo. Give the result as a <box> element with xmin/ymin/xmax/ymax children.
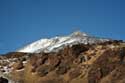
<box><xmin>0</xmin><ymin>41</ymin><xmax>125</xmax><ymax>83</ymax></box>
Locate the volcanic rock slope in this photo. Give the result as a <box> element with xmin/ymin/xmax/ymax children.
<box><xmin>0</xmin><ymin>31</ymin><xmax>125</xmax><ymax>83</ymax></box>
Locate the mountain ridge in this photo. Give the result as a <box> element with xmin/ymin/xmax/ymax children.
<box><xmin>17</xmin><ymin>31</ymin><xmax>112</xmax><ymax>53</ymax></box>
<box><xmin>0</xmin><ymin>31</ymin><xmax>124</xmax><ymax>83</ymax></box>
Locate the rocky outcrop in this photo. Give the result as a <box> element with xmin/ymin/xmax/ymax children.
<box><xmin>13</xmin><ymin>61</ymin><xmax>24</xmax><ymax>70</ymax></box>
<box><xmin>88</xmin><ymin>46</ymin><xmax>125</xmax><ymax>83</ymax></box>
<box><xmin>0</xmin><ymin>42</ymin><xmax>125</xmax><ymax>83</ymax></box>
<box><xmin>0</xmin><ymin>77</ymin><xmax>8</xmax><ymax>83</ymax></box>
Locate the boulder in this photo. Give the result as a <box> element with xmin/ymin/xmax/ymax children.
<box><xmin>13</xmin><ymin>61</ymin><xmax>24</xmax><ymax>70</ymax></box>
<box><xmin>56</xmin><ymin>63</ymin><xmax>70</xmax><ymax>75</ymax></box>
<box><xmin>36</xmin><ymin>65</ymin><xmax>50</xmax><ymax>77</ymax></box>
<box><xmin>0</xmin><ymin>77</ymin><xmax>8</xmax><ymax>83</ymax></box>
<box><xmin>69</xmin><ymin>68</ymin><xmax>81</xmax><ymax>80</ymax></box>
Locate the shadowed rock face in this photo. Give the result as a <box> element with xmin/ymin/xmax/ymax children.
<box><xmin>88</xmin><ymin>47</ymin><xmax>125</xmax><ymax>83</ymax></box>
<box><xmin>13</xmin><ymin>61</ymin><xmax>24</xmax><ymax>70</ymax></box>
<box><xmin>0</xmin><ymin>41</ymin><xmax>125</xmax><ymax>83</ymax></box>
<box><xmin>0</xmin><ymin>77</ymin><xmax>8</xmax><ymax>83</ymax></box>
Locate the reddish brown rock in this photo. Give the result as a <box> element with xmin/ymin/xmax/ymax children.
<box><xmin>13</xmin><ymin>61</ymin><xmax>24</xmax><ymax>70</ymax></box>
<box><xmin>69</xmin><ymin>68</ymin><xmax>81</xmax><ymax>80</ymax></box>
<box><xmin>36</xmin><ymin>65</ymin><xmax>51</xmax><ymax>77</ymax></box>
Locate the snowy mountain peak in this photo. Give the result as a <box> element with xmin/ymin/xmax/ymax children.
<box><xmin>70</xmin><ymin>31</ymin><xmax>88</xmax><ymax>37</ymax></box>
<box><xmin>17</xmin><ymin>31</ymin><xmax>111</xmax><ymax>53</ymax></box>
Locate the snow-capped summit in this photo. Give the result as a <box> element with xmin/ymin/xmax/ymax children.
<box><xmin>17</xmin><ymin>31</ymin><xmax>111</xmax><ymax>53</ymax></box>
<box><xmin>70</xmin><ymin>31</ymin><xmax>88</xmax><ymax>37</ymax></box>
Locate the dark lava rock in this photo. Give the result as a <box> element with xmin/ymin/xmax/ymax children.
<box><xmin>71</xmin><ymin>44</ymin><xmax>89</xmax><ymax>57</ymax></box>
<box><xmin>36</xmin><ymin>65</ymin><xmax>50</xmax><ymax>77</ymax></box>
<box><xmin>56</xmin><ymin>63</ymin><xmax>70</xmax><ymax>75</ymax></box>
<box><xmin>69</xmin><ymin>68</ymin><xmax>81</xmax><ymax>80</ymax></box>
<box><xmin>0</xmin><ymin>77</ymin><xmax>8</xmax><ymax>83</ymax></box>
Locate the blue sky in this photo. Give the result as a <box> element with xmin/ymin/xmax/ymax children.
<box><xmin>0</xmin><ymin>0</ymin><xmax>125</xmax><ymax>54</ymax></box>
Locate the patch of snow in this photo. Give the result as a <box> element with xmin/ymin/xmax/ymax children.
<box><xmin>3</xmin><ymin>66</ymin><xmax>12</xmax><ymax>74</ymax></box>
<box><xmin>17</xmin><ymin>31</ymin><xmax>111</xmax><ymax>53</ymax></box>
<box><xmin>22</xmin><ymin>61</ymin><xmax>27</xmax><ymax>65</ymax></box>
